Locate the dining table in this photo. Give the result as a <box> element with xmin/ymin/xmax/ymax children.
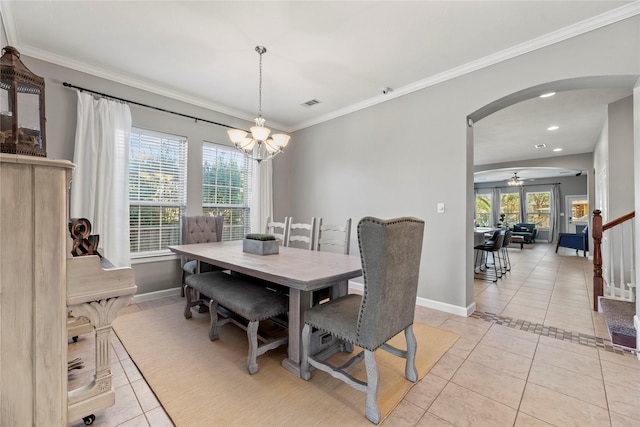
<box><xmin>474</xmin><ymin>226</ymin><xmax>499</xmax><ymax>246</ymax></box>
<box><xmin>168</xmin><ymin>240</ymin><xmax>363</xmax><ymax>377</ymax></box>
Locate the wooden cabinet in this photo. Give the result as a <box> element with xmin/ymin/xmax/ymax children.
<box><xmin>0</xmin><ymin>154</ymin><xmax>137</xmax><ymax>426</ymax></box>
<box><xmin>1</xmin><ymin>154</ymin><xmax>74</xmax><ymax>426</ymax></box>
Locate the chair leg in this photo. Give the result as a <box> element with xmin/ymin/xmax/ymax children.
<box><xmin>181</xmin><ymin>270</ymin><xmax>186</xmax><ymax>297</ymax></box>
<box><xmin>404</xmin><ymin>325</ymin><xmax>418</xmax><ymax>382</ymax></box>
<box><xmin>300</xmin><ymin>323</ymin><xmax>312</xmax><ymax>380</ymax></box>
<box><xmin>364</xmin><ymin>350</ymin><xmax>380</xmax><ymax>424</ymax></box>
<box><xmin>246</xmin><ymin>320</ymin><xmax>259</xmax><ymax>375</ymax></box>
<box><xmin>208</xmin><ymin>299</ymin><xmax>220</xmax><ymax>341</ymax></box>
<box><xmin>184</xmin><ymin>284</ymin><xmax>201</xmax><ymax>319</ymax></box>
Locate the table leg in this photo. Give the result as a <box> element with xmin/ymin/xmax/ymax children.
<box><xmin>281</xmin><ymin>280</ymin><xmax>349</xmax><ymax>377</ymax></box>
<box><xmin>281</xmin><ymin>288</ymin><xmax>311</xmax><ymax>377</ymax></box>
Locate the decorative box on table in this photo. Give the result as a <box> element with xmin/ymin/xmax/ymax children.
<box><xmin>243</xmin><ymin>234</ymin><xmax>279</xmax><ymax>255</ymax></box>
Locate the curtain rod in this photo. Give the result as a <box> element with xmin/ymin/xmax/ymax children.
<box><xmin>62</xmin><ymin>82</ymin><xmax>242</xmax><ymax>131</ymax></box>
<box><xmin>477</xmin><ymin>182</ymin><xmax>561</xmax><ymax>190</ymax></box>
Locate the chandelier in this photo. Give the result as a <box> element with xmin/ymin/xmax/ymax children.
<box><xmin>508</xmin><ymin>172</ymin><xmax>524</xmax><ymax>186</ymax></box>
<box><xmin>227</xmin><ymin>46</ymin><xmax>290</xmax><ymax>163</ymax></box>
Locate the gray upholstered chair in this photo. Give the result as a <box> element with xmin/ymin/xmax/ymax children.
<box><xmin>181</xmin><ymin>215</ymin><xmax>223</xmax><ymax>296</ymax></box>
<box><xmin>300</xmin><ymin>216</ymin><xmax>425</xmax><ymax>424</ymax></box>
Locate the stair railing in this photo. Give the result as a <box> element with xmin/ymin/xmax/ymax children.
<box><xmin>592</xmin><ymin>209</ymin><xmax>636</xmax><ymax>311</ymax></box>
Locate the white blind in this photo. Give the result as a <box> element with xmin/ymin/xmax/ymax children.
<box><xmin>202</xmin><ymin>142</ymin><xmax>253</xmax><ymax>240</ymax></box>
<box><xmin>129</xmin><ymin>128</ymin><xmax>188</xmax><ymax>255</ymax></box>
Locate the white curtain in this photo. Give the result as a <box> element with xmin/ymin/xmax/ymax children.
<box><xmin>491</xmin><ymin>188</ymin><xmax>501</xmax><ymax>226</ymax></box>
<box><xmin>250</xmin><ymin>160</ymin><xmax>273</xmax><ymax>234</ymax></box>
<box><xmin>70</xmin><ymin>92</ymin><xmax>132</xmax><ymax>267</ymax></box>
<box><xmin>519</xmin><ymin>186</ymin><xmax>527</xmax><ymax>224</ymax></box>
<box><xmin>549</xmin><ymin>184</ymin><xmax>561</xmax><ymax>242</ymax></box>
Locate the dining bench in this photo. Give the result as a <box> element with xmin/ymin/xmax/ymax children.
<box><xmin>184</xmin><ymin>271</ymin><xmax>289</xmax><ymax>374</ymax></box>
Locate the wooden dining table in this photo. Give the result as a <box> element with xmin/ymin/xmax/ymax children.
<box><xmin>168</xmin><ymin>240</ymin><xmax>363</xmax><ymax>377</ymax></box>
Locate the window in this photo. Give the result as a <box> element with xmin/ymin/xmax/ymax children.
<box><xmin>202</xmin><ymin>142</ymin><xmax>253</xmax><ymax>240</ymax></box>
<box><xmin>129</xmin><ymin>129</ymin><xmax>187</xmax><ymax>256</ymax></box>
<box><xmin>500</xmin><ymin>192</ymin><xmax>520</xmax><ymax>225</ymax></box>
<box><xmin>475</xmin><ymin>193</ymin><xmax>491</xmax><ymax>226</ymax></box>
<box><xmin>527</xmin><ymin>191</ymin><xmax>551</xmax><ymax>228</ymax></box>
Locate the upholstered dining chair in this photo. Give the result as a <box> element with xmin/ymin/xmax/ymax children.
<box><xmin>300</xmin><ymin>216</ymin><xmax>425</xmax><ymax>424</ymax></box>
<box><xmin>181</xmin><ymin>215</ymin><xmax>223</xmax><ymax>296</ymax></box>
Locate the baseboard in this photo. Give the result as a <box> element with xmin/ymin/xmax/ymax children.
<box><xmin>417</xmin><ymin>297</ymin><xmax>475</xmax><ymax>317</ymax></box>
<box><xmin>348</xmin><ymin>280</ymin><xmax>473</xmax><ymax>317</ymax></box>
<box><xmin>137</xmin><ymin>282</ymin><xmax>474</xmax><ymax>317</ymax></box>
<box><xmin>132</xmin><ymin>287</ymin><xmax>181</xmax><ymax>303</ymax></box>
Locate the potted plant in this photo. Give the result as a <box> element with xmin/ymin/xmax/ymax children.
<box><xmin>243</xmin><ymin>233</ymin><xmax>279</xmax><ymax>255</ymax></box>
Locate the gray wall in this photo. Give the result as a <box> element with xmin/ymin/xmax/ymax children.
<box><xmin>278</xmin><ymin>17</ymin><xmax>640</xmax><ymax>313</ymax></box>
<box><xmin>608</xmin><ymin>95</ymin><xmax>635</xmax><ymax>219</ymax></box>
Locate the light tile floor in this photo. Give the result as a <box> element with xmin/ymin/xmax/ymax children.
<box><xmin>68</xmin><ymin>243</ymin><xmax>640</xmax><ymax>426</ymax></box>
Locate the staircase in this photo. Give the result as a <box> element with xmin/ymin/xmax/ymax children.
<box><xmin>600</xmin><ymin>298</ymin><xmax>636</xmax><ymax>349</ymax></box>
<box><xmin>593</xmin><ymin>210</ymin><xmax>637</xmax><ymax>351</ymax></box>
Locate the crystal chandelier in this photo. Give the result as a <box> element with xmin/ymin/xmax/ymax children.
<box><xmin>508</xmin><ymin>172</ymin><xmax>524</xmax><ymax>186</ymax></box>
<box><xmin>227</xmin><ymin>46</ymin><xmax>290</xmax><ymax>163</ymax></box>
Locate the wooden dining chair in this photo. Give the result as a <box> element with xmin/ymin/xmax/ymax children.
<box><xmin>265</xmin><ymin>216</ymin><xmax>290</xmax><ymax>244</ymax></box>
<box><xmin>300</xmin><ymin>216</ymin><xmax>425</xmax><ymax>424</ymax></box>
<box><xmin>313</xmin><ymin>218</ymin><xmax>352</xmax><ymax>304</ymax></box>
<box><xmin>316</xmin><ymin>217</ymin><xmax>351</xmax><ymax>254</ymax></box>
<box><xmin>286</xmin><ymin>217</ymin><xmax>317</xmax><ymax>250</ymax></box>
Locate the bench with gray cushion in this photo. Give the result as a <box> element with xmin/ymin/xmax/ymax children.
<box><xmin>184</xmin><ymin>271</ymin><xmax>288</xmax><ymax>374</ymax></box>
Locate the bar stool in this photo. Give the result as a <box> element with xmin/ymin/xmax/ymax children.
<box><xmin>499</xmin><ymin>229</ymin><xmax>513</xmax><ymax>273</ymax></box>
<box><xmin>474</xmin><ymin>229</ymin><xmax>505</xmax><ymax>282</ymax></box>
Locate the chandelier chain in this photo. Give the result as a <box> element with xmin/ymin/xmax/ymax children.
<box><xmin>257</xmin><ymin>46</ymin><xmax>263</xmax><ymax>119</ymax></box>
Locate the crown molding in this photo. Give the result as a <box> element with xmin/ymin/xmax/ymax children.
<box><xmin>290</xmin><ymin>1</ymin><xmax>640</xmax><ymax>132</ymax></box>
<box><xmin>3</xmin><ymin>1</ymin><xmax>638</xmax><ymax>134</ymax></box>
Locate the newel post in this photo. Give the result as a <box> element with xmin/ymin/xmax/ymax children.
<box><xmin>592</xmin><ymin>210</ymin><xmax>603</xmax><ymax>311</ymax></box>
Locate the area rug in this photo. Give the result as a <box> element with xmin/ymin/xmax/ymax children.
<box><xmin>113</xmin><ymin>302</ymin><xmax>458</xmax><ymax>426</ymax></box>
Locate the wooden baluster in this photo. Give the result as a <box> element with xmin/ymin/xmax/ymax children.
<box><xmin>619</xmin><ymin>227</ymin><xmax>627</xmax><ymax>300</ymax></box>
<box><xmin>593</xmin><ymin>210</ymin><xmax>603</xmax><ymax>311</ymax></box>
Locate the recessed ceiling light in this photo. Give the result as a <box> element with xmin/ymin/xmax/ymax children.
<box><xmin>547</xmin><ymin>125</ymin><xmax>559</xmax><ymax>131</ymax></box>
<box><xmin>535</xmin><ymin>144</ymin><xmax>546</xmax><ymax>148</ymax></box>
<box><xmin>540</xmin><ymin>92</ymin><xmax>556</xmax><ymax>98</ymax></box>
<box><xmin>553</xmin><ymin>148</ymin><xmax>563</xmax><ymax>152</ymax></box>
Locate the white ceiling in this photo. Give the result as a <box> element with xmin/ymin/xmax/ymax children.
<box><xmin>1</xmin><ymin>1</ymin><xmax>638</xmax><ymax>179</ymax></box>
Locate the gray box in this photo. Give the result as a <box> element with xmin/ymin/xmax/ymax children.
<box><xmin>243</xmin><ymin>239</ymin><xmax>279</xmax><ymax>255</ymax></box>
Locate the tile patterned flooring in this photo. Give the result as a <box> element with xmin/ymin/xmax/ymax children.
<box><xmin>68</xmin><ymin>242</ymin><xmax>640</xmax><ymax>426</ymax></box>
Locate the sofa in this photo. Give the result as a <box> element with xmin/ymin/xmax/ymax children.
<box><xmin>509</xmin><ymin>223</ymin><xmax>538</xmax><ymax>243</ymax></box>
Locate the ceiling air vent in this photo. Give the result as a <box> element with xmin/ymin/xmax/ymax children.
<box><xmin>301</xmin><ymin>99</ymin><xmax>320</xmax><ymax>108</ymax></box>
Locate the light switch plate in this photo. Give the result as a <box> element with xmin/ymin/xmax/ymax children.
<box><xmin>437</xmin><ymin>203</ymin><xmax>445</xmax><ymax>213</ymax></box>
